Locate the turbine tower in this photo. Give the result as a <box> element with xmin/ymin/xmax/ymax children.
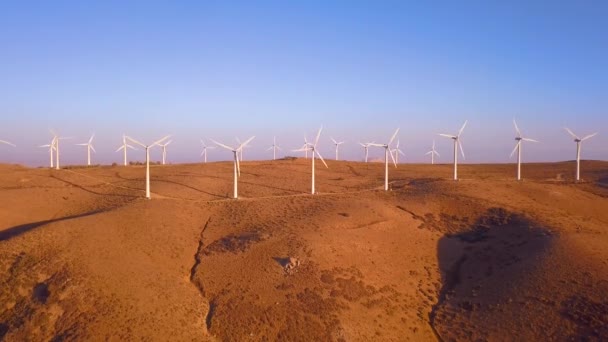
<box><xmin>125</xmin><ymin>135</ymin><xmax>171</xmax><ymax>199</ymax></box>
<box><xmin>564</xmin><ymin>128</ymin><xmax>598</xmax><ymax>182</ymax></box>
<box><xmin>116</xmin><ymin>135</ymin><xmax>137</xmax><ymax>166</ymax></box>
<box><xmin>267</xmin><ymin>137</ymin><xmax>281</xmax><ymax>160</ymax></box>
<box><xmin>369</xmin><ymin>128</ymin><xmax>399</xmax><ymax>191</ymax></box>
<box><xmin>211</xmin><ymin>136</ymin><xmax>255</xmax><ymax>199</ymax></box>
<box><xmin>39</xmin><ymin>137</ymin><xmax>57</xmax><ymax>168</ymax></box>
<box><xmin>76</xmin><ymin>134</ymin><xmax>96</xmax><ymax>166</ymax></box>
<box><xmin>511</xmin><ymin>120</ymin><xmax>538</xmax><ymax>181</ymax></box>
<box><xmin>158</xmin><ymin>140</ymin><xmax>172</xmax><ymax>165</ymax></box>
<box><xmin>293</xmin><ymin>127</ymin><xmax>328</xmax><ymax>194</ymax></box>
<box><xmin>425</xmin><ymin>140</ymin><xmax>440</xmax><ymax>165</ymax></box>
<box><xmin>439</xmin><ymin>121</ymin><xmax>467</xmax><ymax>181</ymax></box>
<box><xmin>200</xmin><ymin>139</ymin><xmax>215</xmax><ymax>163</ymax></box>
<box><xmin>330</xmin><ymin>138</ymin><xmax>345</xmax><ymax>161</ymax></box>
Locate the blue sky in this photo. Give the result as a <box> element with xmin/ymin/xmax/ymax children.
<box><xmin>1</xmin><ymin>1</ymin><xmax>607</xmax><ymax>166</ymax></box>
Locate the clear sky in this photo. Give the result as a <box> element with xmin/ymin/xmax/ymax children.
<box><xmin>1</xmin><ymin>1</ymin><xmax>607</xmax><ymax>166</ymax></box>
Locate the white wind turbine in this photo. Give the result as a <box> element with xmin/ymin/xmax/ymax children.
<box><xmin>425</xmin><ymin>140</ymin><xmax>440</xmax><ymax>165</ymax></box>
<box><xmin>267</xmin><ymin>136</ymin><xmax>281</xmax><ymax>160</ymax></box>
<box><xmin>39</xmin><ymin>137</ymin><xmax>57</xmax><ymax>168</ymax></box>
<box><xmin>211</xmin><ymin>136</ymin><xmax>255</xmax><ymax>199</ymax></box>
<box><xmin>391</xmin><ymin>140</ymin><xmax>405</xmax><ymax>164</ymax></box>
<box><xmin>158</xmin><ymin>140</ymin><xmax>172</xmax><ymax>165</ymax></box>
<box><xmin>369</xmin><ymin>128</ymin><xmax>400</xmax><ymax>191</ymax></box>
<box><xmin>50</xmin><ymin>130</ymin><xmax>72</xmax><ymax>170</ymax></box>
<box><xmin>293</xmin><ymin>127</ymin><xmax>328</xmax><ymax>194</ymax></box>
<box><xmin>200</xmin><ymin>140</ymin><xmax>215</xmax><ymax>163</ymax></box>
<box><xmin>359</xmin><ymin>142</ymin><xmax>372</xmax><ymax>163</ymax></box>
<box><xmin>116</xmin><ymin>135</ymin><xmax>137</xmax><ymax>166</ymax></box>
<box><xmin>564</xmin><ymin>127</ymin><xmax>598</xmax><ymax>182</ymax></box>
<box><xmin>510</xmin><ymin>120</ymin><xmax>539</xmax><ymax>181</ymax></box>
<box><xmin>125</xmin><ymin>135</ymin><xmax>171</xmax><ymax>199</ymax></box>
<box><xmin>439</xmin><ymin>121</ymin><xmax>467</xmax><ymax>181</ymax></box>
<box><xmin>330</xmin><ymin>138</ymin><xmax>345</xmax><ymax>161</ymax></box>
<box><xmin>76</xmin><ymin>134</ymin><xmax>96</xmax><ymax>166</ymax></box>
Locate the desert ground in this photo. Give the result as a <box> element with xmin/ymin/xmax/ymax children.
<box><xmin>1</xmin><ymin>158</ymin><xmax>607</xmax><ymax>341</ymax></box>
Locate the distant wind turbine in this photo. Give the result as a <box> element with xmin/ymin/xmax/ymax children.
<box><xmin>211</xmin><ymin>136</ymin><xmax>255</xmax><ymax>199</ymax></box>
<box><xmin>293</xmin><ymin>127</ymin><xmax>328</xmax><ymax>194</ymax></box>
<box><xmin>439</xmin><ymin>120</ymin><xmax>467</xmax><ymax>181</ymax></box>
<box><xmin>76</xmin><ymin>134</ymin><xmax>96</xmax><ymax>166</ymax></box>
<box><xmin>158</xmin><ymin>140</ymin><xmax>172</xmax><ymax>165</ymax></box>
<box><xmin>564</xmin><ymin>127</ymin><xmax>598</xmax><ymax>182</ymax></box>
<box><xmin>50</xmin><ymin>129</ymin><xmax>72</xmax><ymax>170</ymax></box>
<box><xmin>267</xmin><ymin>136</ymin><xmax>281</xmax><ymax>160</ymax></box>
<box><xmin>425</xmin><ymin>140</ymin><xmax>440</xmax><ymax>165</ymax></box>
<box><xmin>391</xmin><ymin>140</ymin><xmax>405</xmax><ymax>164</ymax></box>
<box><xmin>116</xmin><ymin>135</ymin><xmax>137</xmax><ymax>166</ymax></box>
<box><xmin>39</xmin><ymin>137</ymin><xmax>56</xmax><ymax>168</ymax></box>
<box><xmin>200</xmin><ymin>139</ymin><xmax>215</xmax><ymax>163</ymax></box>
<box><xmin>330</xmin><ymin>137</ymin><xmax>345</xmax><ymax>161</ymax></box>
<box><xmin>125</xmin><ymin>135</ymin><xmax>171</xmax><ymax>199</ymax></box>
<box><xmin>359</xmin><ymin>142</ymin><xmax>372</xmax><ymax>163</ymax></box>
<box><xmin>510</xmin><ymin>120</ymin><xmax>538</xmax><ymax>181</ymax></box>
<box><xmin>369</xmin><ymin>128</ymin><xmax>400</xmax><ymax>191</ymax></box>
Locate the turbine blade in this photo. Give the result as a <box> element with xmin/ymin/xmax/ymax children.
<box><xmin>210</xmin><ymin>139</ymin><xmax>235</xmax><ymax>151</ymax></box>
<box><xmin>125</xmin><ymin>136</ymin><xmax>146</xmax><ymax>148</ymax></box>
<box><xmin>237</xmin><ymin>136</ymin><xmax>255</xmax><ymax>151</ymax></box>
<box><xmin>564</xmin><ymin>127</ymin><xmax>579</xmax><ymax>140</ymax></box>
<box><xmin>398</xmin><ymin>149</ymin><xmax>405</xmax><ymax>156</ymax></box>
<box><xmin>513</xmin><ymin>119</ymin><xmax>521</xmax><ymax>137</ymax></box>
<box><xmin>292</xmin><ymin>147</ymin><xmax>309</xmax><ymax>152</ymax></box>
<box><xmin>458</xmin><ymin>120</ymin><xmax>468</xmax><ymax>136</ymax></box>
<box><xmin>367</xmin><ymin>143</ymin><xmax>385</xmax><ymax>147</ymax></box>
<box><xmin>90</xmin><ymin>145</ymin><xmax>96</xmax><ymax>153</ymax></box>
<box><xmin>425</xmin><ymin>151</ymin><xmax>432</xmax><ymax>155</ymax></box>
<box><xmin>581</xmin><ymin>133</ymin><xmax>598</xmax><ymax>141</ymax></box>
<box><xmin>151</xmin><ymin>135</ymin><xmax>171</xmax><ymax>147</ymax></box>
<box><xmin>126</xmin><ymin>144</ymin><xmax>137</xmax><ymax>150</ymax></box>
<box><xmin>522</xmin><ymin>138</ymin><xmax>539</xmax><ymax>143</ymax></box>
<box><xmin>458</xmin><ymin>140</ymin><xmax>466</xmax><ymax>159</ymax></box>
<box><xmin>389</xmin><ymin>128</ymin><xmax>400</xmax><ymax>145</ymax></box>
<box><xmin>89</xmin><ymin>134</ymin><xmax>95</xmax><ymax>144</ymax></box>
<box><xmin>314</xmin><ymin>126</ymin><xmax>323</xmax><ymax>146</ymax></box>
<box><xmin>316</xmin><ymin>150</ymin><xmax>328</xmax><ymax>168</ymax></box>
<box><xmin>389</xmin><ymin>147</ymin><xmax>397</xmax><ymax>167</ymax></box>
<box><xmin>236</xmin><ymin>153</ymin><xmax>241</xmax><ymax>177</ymax></box>
<box><xmin>434</xmin><ymin>151</ymin><xmax>440</xmax><ymax>157</ymax></box>
<box><xmin>331</xmin><ymin>137</ymin><xmax>337</xmax><ymax>144</ymax></box>
<box><xmin>439</xmin><ymin>134</ymin><xmax>456</xmax><ymax>138</ymax></box>
<box><xmin>510</xmin><ymin>141</ymin><xmax>520</xmax><ymax>158</ymax></box>
<box><xmin>0</xmin><ymin>140</ymin><xmax>16</xmax><ymax>147</ymax></box>
<box><xmin>75</xmin><ymin>143</ymin><xmax>88</xmax><ymax>146</ymax></box>
<box><xmin>116</xmin><ymin>145</ymin><xmax>125</xmax><ymax>152</ymax></box>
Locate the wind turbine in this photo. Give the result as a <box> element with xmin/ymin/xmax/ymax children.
<box><xmin>359</xmin><ymin>142</ymin><xmax>371</xmax><ymax>163</ymax></box>
<box><xmin>211</xmin><ymin>136</ymin><xmax>255</xmax><ymax>199</ymax></box>
<box><xmin>76</xmin><ymin>134</ymin><xmax>96</xmax><ymax>166</ymax></box>
<box><xmin>330</xmin><ymin>138</ymin><xmax>345</xmax><ymax>161</ymax></box>
<box><xmin>439</xmin><ymin>121</ymin><xmax>467</xmax><ymax>181</ymax></box>
<box><xmin>158</xmin><ymin>140</ymin><xmax>172</xmax><ymax>165</ymax></box>
<box><xmin>425</xmin><ymin>140</ymin><xmax>440</xmax><ymax>165</ymax></box>
<box><xmin>200</xmin><ymin>139</ymin><xmax>215</xmax><ymax>163</ymax></box>
<box><xmin>39</xmin><ymin>137</ymin><xmax>56</xmax><ymax>168</ymax></box>
<box><xmin>564</xmin><ymin>127</ymin><xmax>598</xmax><ymax>182</ymax></box>
<box><xmin>293</xmin><ymin>127</ymin><xmax>328</xmax><ymax>194</ymax></box>
<box><xmin>391</xmin><ymin>140</ymin><xmax>405</xmax><ymax>164</ymax></box>
<box><xmin>116</xmin><ymin>135</ymin><xmax>137</xmax><ymax>166</ymax></box>
<box><xmin>510</xmin><ymin>120</ymin><xmax>539</xmax><ymax>181</ymax></box>
<box><xmin>369</xmin><ymin>128</ymin><xmax>400</xmax><ymax>191</ymax></box>
<box><xmin>50</xmin><ymin>130</ymin><xmax>72</xmax><ymax>170</ymax></box>
<box><xmin>267</xmin><ymin>136</ymin><xmax>281</xmax><ymax>160</ymax></box>
<box><xmin>125</xmin><ymin>135</ymin><xmax>171</xmax><ymax>199</ymax></box>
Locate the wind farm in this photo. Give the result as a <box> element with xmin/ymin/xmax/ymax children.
<box><xmin>1</xmin><ymin>1</ymin><xmax>608</xmax><ymax>341</ymax></box>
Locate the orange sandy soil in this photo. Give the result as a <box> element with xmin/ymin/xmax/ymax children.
<box><xmin>1</xmin><ymin>159</ymin><xmax>607</xmax><ymax>341</ymax></box>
